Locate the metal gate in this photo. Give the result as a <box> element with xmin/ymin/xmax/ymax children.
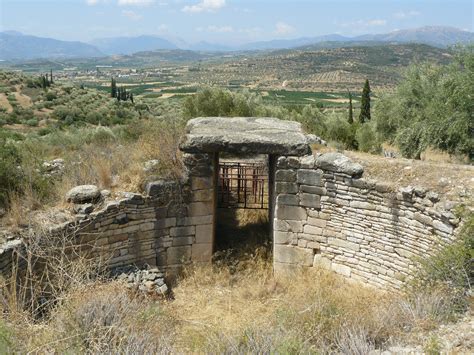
<box><xmin>218</xmin><ymin>162</ymin><xmax>268</xmax><ymax>209</ymax></box>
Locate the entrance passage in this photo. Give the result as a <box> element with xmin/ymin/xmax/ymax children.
<box><xmin>215</xmin><ymin>158</ymin><xmax>271</xmax><ymax>257</ymax></box>
<box><xmin>218</xmin><ymin>161</ymin><xmax>269</xmax><ymax>210</ymax></box>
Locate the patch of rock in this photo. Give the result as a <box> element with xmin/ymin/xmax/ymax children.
<box><xmin>66</xmin><ymin>185</ymin><xmax>101</xmax><ymax>203</ymax></box>
<box><xmin>41</xmin><ymin>158</ymin><xmax>65</xmax><ymax>177</ymax></box>
<box><xmin>114</xmin><ymin>266</ymin><xmax>169</xmax><ymax>296</ymax></box>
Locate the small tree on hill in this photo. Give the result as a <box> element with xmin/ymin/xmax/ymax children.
<box><xmin>359</xmin><ymin>79</ymin><xmax>371</xmax><ymax>123</ymax></box>
<box><xmin>50</xmin><ymin>69</ymin><xmax>53</xmax><ymax>84</ymax></box>
<box><xmin>347</xmin><ymin>90</ymin><xmax>353</xmax><ymax>124</ymax></box>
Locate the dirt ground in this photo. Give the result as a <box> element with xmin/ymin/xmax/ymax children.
<box><xmin>340</xmin><ymin>149</ymin><xmax>473</xmax><ymax>204</ymax></box>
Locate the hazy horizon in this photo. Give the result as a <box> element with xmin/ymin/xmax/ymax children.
<box><xmin>1</xmin><ymin>0</ymin><xmax>473</xmax><ymax>45</ymax></box>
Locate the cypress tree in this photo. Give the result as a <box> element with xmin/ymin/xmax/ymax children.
<box><xmin>359</xmin><ymin>79</ymin><xmax>371</xmax><ymax>123</ymax></box>
<box><xmin>130</xmin><ymin>92</ymin><xmax>134</xmax><ymax>103</ymax></box>
<box><xmin>111</xmin><ymin>78</ymin><xmax>117</xmax><ymax>98</ymax></box>
<box><xmin>50</xmin><ymin>69</ymin><xmax>53</xmax><ymax>84</ymax></box>
<box><xmin>347</xmin><ymin>91</ymin><xmax>353</xmax><ymax>124</ymax></box>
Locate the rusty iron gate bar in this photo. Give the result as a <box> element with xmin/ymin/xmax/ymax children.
<box><xmin>218</xmin><ymin>162</ymin><xmax>269</xmax><ymax>209</ymax></box>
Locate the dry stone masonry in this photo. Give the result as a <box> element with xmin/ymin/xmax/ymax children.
<box><xmin>0</xmin><ymin>117</ymin><xmax>462</xmax><ymax>289</ymax></box>
<box><xmin>273</xmin><ymin>152</ymin><xmax>460</xmax><ymax>288</ymax></box>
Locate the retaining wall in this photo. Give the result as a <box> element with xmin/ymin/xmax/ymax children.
<box><xmin>273</xmin><ymin>153</ymin><xmax>460</xmax><ymax>288</ymax></box>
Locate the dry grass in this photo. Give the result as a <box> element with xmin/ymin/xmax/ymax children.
<box><xmin>2</xmin><ymin>248</ymin><xmax>471</xmax><ymax>353</ymax></box>
<box><xmin>312</xmin><ymin>145</ymin><xmax>473</xmax><ymax>204</ymax></box>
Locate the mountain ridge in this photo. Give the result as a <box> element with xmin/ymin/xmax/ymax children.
<box><xmin>1</xmin><ymin>26</ymin><xmax>472</xmax><ymax>60</ymax></box>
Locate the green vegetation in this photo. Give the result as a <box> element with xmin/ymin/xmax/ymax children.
<box><xmin>374</xmin><ymin>46</ymin><xmax>473</xmax><ymax>159</ymax></box>
<box><xmin>359</xmin><ymin>79</ymin><xmax>371</xmax><ymax>123</ymax></box>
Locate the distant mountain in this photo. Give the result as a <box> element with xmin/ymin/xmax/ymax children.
<box><xmin>187</xmin><ymin>41</ymin><xmax>231</xmax><ymax>52</ymax></box>
<box><xmin>240</xmin><ymin>34</ymin><xmax>350</xmax><ymax>51</ymax></box>
<box><xmin>90</xmin><ymin>35</ymin><xmax>178</xmax><ymax>55</ymax></box>
<box><xmin>239</xmin><ymin>26</ymin><xmax>473</xmax><ymax>51</ymax></box>
<box><xmin>354</xmin><ymin>26</ymin><xmax>474</xmax><ymax>47</ymax></box>
<box><xmin>0</xmin><ymin>32</ymin><xmax>103</xmax><ymax>60</ymax></box>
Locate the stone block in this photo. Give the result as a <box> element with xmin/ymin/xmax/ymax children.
<box><xmin>303</xmin><ymin>224</ymin><xmax>323</xmax><ymax>235</ymax></box>
<box><xmin>170</xmin><ymin>226</ymin><xmax>195</xmax><ymax>237</ymax></box>
<box><xmin>178</xmin><ymin>215</ymin><xmax>213</xmax><ymax>226</ymax></box>
<box><xmin>307</xmin><ymin>217</ymin><xmax>327</xmax><ymax>228</ymax></box>
<box><xmin>273</xmin><ymin>245</ymin><xmax>314</xmax><ymax>266</ymax></box>
<box><xmin>313</xmin><ymin>254</ymin><xmax>332</xmax><ymax>269</ymax></box>
<box><xmin>274</xmin><ymin>231</ymin><xmax>295</xmax><ymax>244</ymax></box>
<box><xmin>300</xmin><ymin>185</ymin><xmax>326</xmax><ymax>195</ymax></box>
<box><xmin>188</xmin><ymin>202</ymin><xmax>214</xmax><ymax>216</ymax></box>
<box><xmin>276</xmin><ymin>169</ymin><xmax>297</xmax><ymax>182</ymax></box>
<box><xmin>277</xmin><ymin>194</ymin><xmax>300</xmax><ymax>206</ymax></box>
<box><xmin>195</xmin><ymin>224</ymin><xmax>213</xmax><ymax>244</ymax></box>
<box><xmin>276</xmin><ymin>182</ymin><xmax>298</xmax><ymax>194</ymax></box>
<box><xmin>299</xmin><ymin>154</ymin><xmax>315</xmax><ymax>169</ymax></box>
<box><xmin>331</xmin><ymin>262</ymin><xmax>352</xmax><ymax>277</ymax></box>
<box><xmin>191</xmin><ymin>189</ymin><xmax>214</xmax><ymax>202</ymax></box>
<box><xmin>191</xmin><ymin>177</ymin><xmax>213</xmax><ymax>190</ymax></box>
<box><xmin>328</xmin><ymin>237</ymin><xmax>360</xmax><ymax>252</ymax></box>
<box><xmin>276</xmin><ymin>205</ymin><xmax>307</xmax><ymax>221</ymax></box>
<box><xmin>167</xmin><ymin>246</ymin><xmax>192</xmax><ymax>265</ymax></box>
<box><xmin>300</xmin><ymin>193</ymin><xmax>321</xmax><ymax>209</ymax></box>
<box><xmin>297</xmin><ymin>169</ymin><xmax>322</xmax><ymax>186</ymax></box>
<box><xmin>156</xmin><ymin>217</ymin><xmax>176</xmax><ymax>229</ymax></box>
<box><xmin>350</xmin><ymin>201</ymin><xmax>376</xmax><ymax>210</ymax></box>
<box><xmin>274</xmin><ymin>219</ymin><xmax>304</xmax><ymax>233</ymax></box>
<box><xmin>192</xmin><ymin>243</ymin><xmax>213</xmax><ymax>262</ymax></box>
<box><xmin>172</xmin><ymin>236</ymin><xmax>194</xmax><ymax>246</ymax></box>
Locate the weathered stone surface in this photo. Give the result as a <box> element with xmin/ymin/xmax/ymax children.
<box><xmin>300</xmin><ymin>193</ymin><xmax>321</xmax><ymax>209</ymax></box>
<box><xmin>277</xmin><ymin>194</ymin><xmax>300</xmax><ymax>206</ymax></box>
<box><xmin>195</xmin><ymin>224</ymin><xmax>213</xmax><ymax>244</ymax></box>
<box><xmin>275</xmin><ymin>169</ymin><xmax>297</xmax><ymax>182</ymax></box>
<box><xmin>66</xmin><ymin>185</ymin><xmax>100</xmax><ymax>203</ymax></box>
<box><xmin>145</xmin><ymin>180</ymin><xmax>178</xmax><ymax>197</ymax></box>
<box><xmin>73</xmin><ymin>203</ymin><xmax>94</xmax><ymax>215</ymax></box>
<box><xmin>315</xmin><ymin>153</ymin><xmax>363</xmax><ymax>177</ymax></box>
<box><xmin>274</xmin><ymin>245</ymin><xmax>313</xmax><ymax>266</ymax></box>
<box><xmin>276</xmin><ymin>205</ymin><xmax>307</xmax><ymax>221</ymax></box>
<box><xmin>180</xmin><ymin>117</ymin><xmax>311</xmax><ymax>156</ymax></box>
<box><xmin>276</xmin><ymin>182</ymin><xmax>299</xmax><ymax>194</ymax></box>
<box><xmin>297</xmin><ymin>169</ymin><xmax>322</xmax><ymax>186</ymax></box>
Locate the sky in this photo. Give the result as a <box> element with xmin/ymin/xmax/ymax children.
<box><xmin>1</xmin><ymin>0</ymin><xmax>473</xmax><ymax>44</ymax></box>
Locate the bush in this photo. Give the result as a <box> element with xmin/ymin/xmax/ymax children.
<box><xmin>356</xmin><ymin>122</ymin><xmax>381</xmax><ymax>153</ymax></box>
<box><xmin>374</xmin><ymin>46</ymin><xmax>474</xmax><ymax>159</ymax></box>
<box><xmin>25</xmin><ymin>118</ymin><xmax>38</xmax><ymax>127</ymax></box>
<box><xmin>409</xmin><ymin>211</ymin><xmax>473</xmax><ymax>315</ymax></box>
<box><xmin>183</xmin><ymin>87</ymin><xmax>262</xmax><ymax>118</ymax></box>
<box><xmin>0</xmin><ymin>133</ymin><xmax>22</xmax><ymax>207</ymax></box>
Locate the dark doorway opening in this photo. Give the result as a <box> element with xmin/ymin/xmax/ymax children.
<box><xmin>215</xmin><ymin>155</ymin><xmax>272</xmax><ymax>262</ymax></box>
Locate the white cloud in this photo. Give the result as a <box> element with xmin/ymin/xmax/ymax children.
<box><xmin>274</xmin><ymin>21</ymin><xmax>295</xmax><ymax>36</ymax></box>
<box><xmin>182</xmin><ymin>0</ymin><xmax>226</xmax><ymax>13</ymax></box>
<box><xmin>367</xmin><ymin>19</ymin><xmax>386</xmax><ymax>26</ymax></box>
<box><xmin>122</xmin><ymin>10</ymin><xmax>143</xmax><ymax>20</ymax></box>
<box><xmin>86</xmin><ymin>0</ymin><xmax>100</xmax><ymax>5</ymax></box>
<box><xmin>197</xmin><ymin>25</ymin><xmax>233</xmax><ymax>33</ymax></box>
<box><xmin>393</xmin><ymin>10</ymin><xmax>420</xmax><ymax>19</ymax></box>
<box><xmin>118</xmin><ymin>0</ymin><xmax>155</xmax><ymax>6</ymax></box>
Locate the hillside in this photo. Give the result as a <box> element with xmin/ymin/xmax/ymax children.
<box><xmin>91</xmin><ymin>35</ymin><xmax>178</xmax><ymax>55</ymax></box>
<box><xmin>182</xmin><ymin>43</ymin><xmax>453</xmax><ymax>91</ymax></box>
<box><xmin>0</xmin><ymin>32</ymin><xmax>104</xmax><ymax>60</ymax></box>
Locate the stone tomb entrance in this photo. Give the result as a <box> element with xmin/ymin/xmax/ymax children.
<box><xmin>180</xmin><ymin>116</ymin><xmax>311</xmax><ymax>259</ymax></box>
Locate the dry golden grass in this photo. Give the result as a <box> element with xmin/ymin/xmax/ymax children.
<box><xmin>2</xmin><ymin>247</ymin><xmax>471</xmax><ymax>354</ymax></box>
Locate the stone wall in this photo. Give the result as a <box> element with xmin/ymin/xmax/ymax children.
<box><xmin>0</xmin><ymin>152</ymin><xmax>216</xmax><ymax>279</ymax></box>
<box><xmin>273</xmin><ymin>153</ymin><xmax>460</xmax><ymax>288</ymax></box>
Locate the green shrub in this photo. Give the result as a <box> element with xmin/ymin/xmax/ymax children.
<box><xmin>25</xmin><ymin>118</ymin><xmax>38</xmax><ymax>127</ymax></box>
<box><xmin>45</xmin><ymin>91</ymin><xmax>57</xmax><ymax>101</ymax></box>
<box><xmin>410</xmin><ymin>212</ymin><xmax>473</xmax><ymax>314</ymax></box>
<box><xmin>356</xmin><ymin>122</ymin><xmax>381</xmax><ymax>153</ymax></box>
<box><xmin>0</xmin><ymin>133</ymin><xmax>22</xmax><ymax>207</ymax></box>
